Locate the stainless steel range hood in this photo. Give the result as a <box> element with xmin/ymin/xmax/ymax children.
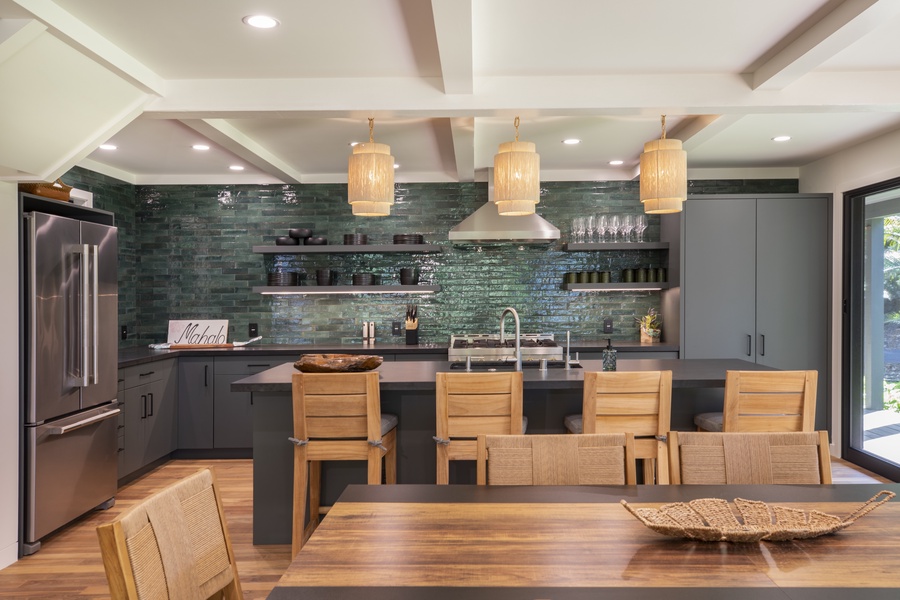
<box><xmin>448</xmin><ymin>170</ymin><xmax>560</xmax><ymax>244</ymax></box>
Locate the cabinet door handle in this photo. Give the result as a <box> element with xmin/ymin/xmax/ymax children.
<box><xmin>148</xmin><ymin>392</ymin><xmax>154</xmax><ymax>417</ymax></box>
<box><xmin>139</xmin><ymin>371</ymin><xmax>155</xmax><ymax>378</ymax></box>
<box><xmin>141</xmin><ymin>394</ymin><xmax>147</xmax><ymax>419</ymax></box>
<box><xmin>759</xmin><ymin>334</ymin><xmax>765</xmax><ymax>356</ymax></box>
<box><xmin>204</xmin><ymin>364</ymin><xmax>209</xmax><ymax>387</ymax></box>
<box><xmin>248</xmin><ymin>364</ymin><xmax>271</xmax><ymax>368</ymax></box>
<box><xmin>746</xmin><ymin>334</ymin><xmax>752</xmax><ymax>356</ymax></box>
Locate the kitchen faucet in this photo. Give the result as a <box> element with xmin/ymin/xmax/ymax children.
<box><xmin>499</xmin><ymin>307</ymin><xmax>522</xmax><ymax>372</ymax></box>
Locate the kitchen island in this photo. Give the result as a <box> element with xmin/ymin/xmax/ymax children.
<box><xmin>234</xmin><ymin>358</ymin><xmax>774</xmax><ymax>544</ymax></box>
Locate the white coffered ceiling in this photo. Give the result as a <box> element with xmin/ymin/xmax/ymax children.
<box><xmin>2</xmin><ymin>0</ymin><xmax>900</xmax><ymax>185</ymax></box>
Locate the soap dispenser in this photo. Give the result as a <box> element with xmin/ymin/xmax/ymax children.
<box><xmin>602</xmin><ymin>338</ymin><xmax>617</xmax><ymax>371</ymax></box>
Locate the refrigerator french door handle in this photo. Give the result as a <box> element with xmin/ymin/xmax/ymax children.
<box><xmin>46</xmin><ymin>408</ymin><xmax>121</xmax><ymax>435</ymax></box>
<box><xmin>79</xmin><ymin>244</ymin><xmax>90</xmax><ymax>387</ymax></box>
<box><xmin>91</xmin><ymin>244</ymin><xmax>99</xmax><ymax>385</ymax></box>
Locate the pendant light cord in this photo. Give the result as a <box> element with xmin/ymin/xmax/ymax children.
<box><xmin>514</xmin><ymin>116</ymin><xmax>520</xmax><ymax>142</ymax></box>
<box><xmin>661</xmin><ymin>115</ymin><xmax>667</xmax><ymax>140</ymax></box>
<box><xmin>368</xmin><ymin>118</ymin><xmax>375</xmax><ymax>143</ymax></box>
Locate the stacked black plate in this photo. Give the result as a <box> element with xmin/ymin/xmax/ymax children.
<box><xmin>352</xmin><ymin>273</ymin><xmax>376</xmax><ymax>286</ymax></box>
<box><xmin>393</xmin><ymin>234</ymin><xmax>424</xmax><ymax>245</ymax></box>
<box><xmin>344</xmin><ymin>233</ymin><xmax>368</xmax><ymax>245</ymax></box>
<box><xmin>267</xmin><ymin>271</ymin><xmax>299</xmax><ymax>286</ymax></box>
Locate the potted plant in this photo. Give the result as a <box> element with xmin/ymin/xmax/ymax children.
<box><xmin>635</xmin><ymin>308</ymin><xmax>662</xmax><ymax>343</ymax></box>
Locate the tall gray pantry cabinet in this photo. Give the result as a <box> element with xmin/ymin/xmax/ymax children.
<box><xmin>680</xmin><ymin>195</ymin><xmax>829</xmax><ymax>429</ymax></box>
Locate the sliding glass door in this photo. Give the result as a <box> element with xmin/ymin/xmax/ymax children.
<box><xmin>843</xmin><ymin>177</ymin><xmax>900</xmax><ymax>480</ymax></box>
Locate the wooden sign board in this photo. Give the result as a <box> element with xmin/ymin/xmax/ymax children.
<box><xmin>167</xmin><ymin>320</ymin><xmax>229</xmax><ymax>345</ymax></box>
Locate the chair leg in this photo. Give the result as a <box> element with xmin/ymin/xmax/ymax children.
<box><xmin>642</xmin><ymin>458</ymin><xmax>656</xmax><ymax>485</ymax></box>
<box><xmin>308</xmin><ymin>461</ymin><xmax>322</xmax><ymax>529</ymax></box>
<box><xmin>368</xmin><ymin>442</ymin><xmax>384</xmax><ymax>485</ymax></box>
<box><xmin>436</xmin><ymin>443</ymin><xmax>449</xmax><ymax>484</ymax></box>
<box><xmin>384</xmin><ymin>429</ymin><xmax>397</xmax><ymax>484</ymax></box>
<box><xmin>291</xmin><ymin>447</ymin><xmax>309</xmax><ymax>558</ymax></box>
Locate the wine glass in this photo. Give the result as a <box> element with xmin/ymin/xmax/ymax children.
<box><xmin>607</xmin><ymin>214</ymin><xmax>621</xmax><ymax>242</ymax></box>
<box><xmin>597</xmin><ymin>214</ymin><xmax>608</xmax><ymax>242</ymax></box>
<box><xmin>585</xmin><ymin>215</ymin><xmax>596</xmax><ymax>243</ymax></box>
<box><xmin>635</xmin><ymin>214</ymin><xmax>648</xmax><ymax>242</ymax></box>
<box><xmin>621</xmin><ymin>214</ymin><xmax>635</xmax><ymax>242</ymax></box>
<box><xmin>572</xmin><ymin>217</ymin><xmax>586</xmax><ymax>243</ymax></box>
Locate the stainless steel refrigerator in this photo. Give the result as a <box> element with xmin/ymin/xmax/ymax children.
<box><xmin>22</xmin><ymin>211</ymin><xmax>119</xmax><ymax>555</ymax></box>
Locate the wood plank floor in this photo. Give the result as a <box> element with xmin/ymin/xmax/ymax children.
<box><xmin>0</xmin><ymin>457</ymin><xmax>891</xmax><ymax>599</ymax></box>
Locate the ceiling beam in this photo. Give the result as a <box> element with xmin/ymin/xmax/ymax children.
<box><xmin>9</xmin><ymin>0</ymin><xmax>166</xmax><ymax>95</ymax></box>
<box><xmin>180</xmin><ymin>119</ymin><xmax>304</xmax><ymax>184</ymax></box>
<box><xmin>430</xmin><ymin>0</ymin><xmax>473</xmax><ymax>94</ymax></box>
<box><xmin>449</xmin><ymin>117</ymin><xmax>475</xmax><ymax>181</ymax></box>
<box><xmin>148</xmin><ymin>71</ymin><xmax>900</xmax><ymax>117</ymax></box>
<box><xmin>0</xmin><ymin>18</ymin><xmax>45</xmax><ymax>64</ymax></box>
<box><xmin>750</xmin><ymin>0</ymin><xmax>900</xmax><ymax>91</ymax></box>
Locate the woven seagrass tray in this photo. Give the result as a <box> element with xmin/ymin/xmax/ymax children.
<box><xmin>622</xmin><ymin>490</ymin><xmax>895</xmax><ymax>542</ymax></box>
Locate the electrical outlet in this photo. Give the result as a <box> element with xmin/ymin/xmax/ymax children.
<box><xmin>602</xmin><ymin>318</ymin><xmax>613</xmax><ymax>334</ymax></box>
<box><xmin>249</xmin><ymin>323</ymin><xmax>258</xmax><ymax>338</ymax></box>
<box><xmin>392</xmin><ymin>321</ymin><xmax>401</xmax><ymax>336</ymax></box>
<box><xmin>121</xmin><ymin>325</ymin><xmax>128</xmax><ymax>341</ymax></box>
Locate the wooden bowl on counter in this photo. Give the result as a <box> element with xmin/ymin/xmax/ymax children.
<box><xmin>294</xmin><ymin>354</ymin><xmax>383</xmax><ymax>373</ymax></box>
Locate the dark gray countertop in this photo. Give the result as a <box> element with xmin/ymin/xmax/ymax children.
<box><xmin>118</xmin><ymin>340</ymin><xmax>678</xmax><ymax>368</ymax></box>
<box><xmin>231</xmin><ymin>358</ymin><xmax>770</xmax><ymax>393</ymax></box>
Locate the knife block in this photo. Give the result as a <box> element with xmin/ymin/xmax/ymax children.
<box><xmin>406</xmin><ymin>328</ymin><xmax>418</xmax><ymax>345</ymax></box>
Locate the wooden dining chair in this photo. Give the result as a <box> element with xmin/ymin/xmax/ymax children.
<box><xmin>434</xmin><ymin>371</ymin><xmax>524</xmax><ymax>484</ymax></box>
<box><xmin>96</xmin><ymin>468</ymin><xmax>242</xmax><ymax>600</ymax></box>
<box><xmin>564</xmin><ymin>370</ymin><xmax>672</xmax><ymax>484</ymax></box>
<box><xmin>668</xmin><ymin>430</ymin><xmax>832</xmax><ymax>484</ymax></box>
<box><xmin>476</xmin><ymin>433</ymin><xmax>636</xmax><ymax>485</ymax></box>
<box><xmin>291</xmin><ymin>371</ymin><xmax>398</xmax><ymax>556</ymax></box>
<box><xmin>693</xmin><ymin>370</ymin><xmax>818</xmax><ymax>432</ymax></box>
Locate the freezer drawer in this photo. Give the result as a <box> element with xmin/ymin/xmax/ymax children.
<box><xmin>24</xmin><ymin>403</ymin><xmax>119</xmax><ymax>546</ymax></box>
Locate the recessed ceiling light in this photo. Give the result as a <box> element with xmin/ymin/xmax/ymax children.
<box><xmin>393</xmin><ymin>164</ymin><xmax>400</xmax><ymax>169</ymax></box>
<box><xmin>242</xmin><ymin>15</ymin><xmax>279</xmax><ymax>28</ymax></box>
<box><xmin>349</xmin><ymin>141</ymin><xmax>360</xmax><ymax>147</ymax></box>
<box><xmin>772</xmin><ymin>135</ymin><xmax>792</xmax><ymax>142</ymax></box>
<box><xmin>192</xmin><ymin>144</ymin><xmax>210</xmax><ymax>151</ymax></box>
<box><xmin>562</xmin><ymin>139</ymin><xmax>581</xmax><ymax>145</ymax></box>
<box><xmin>609</xmin><ymin>160</ymin><xmax>624</xmax><ymax>166</ymax></box>
<box><xmin>99</xmin><ymin>144</ymin><xmax>117</xmax><ymax>150</ymax></box>
<box><xmin>229</xmin><ymin>165</ymin><xmax>245</xmax><ymax>171</ymax></box>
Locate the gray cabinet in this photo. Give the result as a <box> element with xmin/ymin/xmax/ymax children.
<box><xmin>177</xmin><ymin>358</ymin><xmax>215</xmax><ymax>449</ymax></box>
<box><xmin>213</xmin><ymin>357</ymin><xmax>276</xmax><ymax>448</ymax></box>
<box><xmin>177</xmin><ymin>355</ymin><xmax>277</xmax><ymax>450</ymax></box>
<box><xmin>680</xmin><ymin>194</ymin><xmax>829</xmax><ymax>426</ymax></box>
<box><xmin>117</xmin><ymin>360</ymin><xmax>176</xmax><ymax>477</ymax></box>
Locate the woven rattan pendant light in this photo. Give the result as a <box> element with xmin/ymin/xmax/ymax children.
<box><xmin>493</xmin><ymin>116</ymin><xmax>540</xmax><ymax>216</ymax></box>
<box><xmin>348</xmin><ymin>118</ymin><xmax>394</xmax><ymax>216</ymax></box>
<box><xmin>640</xmin><ymin>115</ymin><xmax>686</xmax><ymax>214</ymax></box>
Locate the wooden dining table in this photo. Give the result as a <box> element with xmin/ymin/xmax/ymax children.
<box><xmin>267</xmin><ymin>482</ymin><xmax>900</xmax><ymax>600</ymax></box>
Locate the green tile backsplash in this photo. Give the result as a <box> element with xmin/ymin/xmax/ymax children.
<box><xmin>62</xmin><ymin>167</ymin><xmax>797</xmax><ymax>347</ymax></box>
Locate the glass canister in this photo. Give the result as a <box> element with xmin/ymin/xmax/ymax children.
<box><xmin>602</xmin><ymin>338</ymin><xmax>617</xmax><ymax>371</ymax></box>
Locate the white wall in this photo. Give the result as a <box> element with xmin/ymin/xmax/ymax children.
<box><xmin>0</xmin><ymin>184</ymin><xmax>20</xmax><ymax>567</ymax></box>
<box><xmin>800</xmin><ymin>128</ymin><xmax>900</xmax><ymax>453</ymax></box>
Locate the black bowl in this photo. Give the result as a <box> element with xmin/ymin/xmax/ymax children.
<box><xmin>289</xmin><ymin>228</ymin><xmax>312</xmax><ymax>239</ymax></box>
<box><xmin>304</xmin><ymin>236</ymin><xmax>328</xmax><ymax>245</ymax></box>
<box><xmin>275</xmin><ymin>236</ymin><xmax>299</xmax><ymax>246</ymax></box>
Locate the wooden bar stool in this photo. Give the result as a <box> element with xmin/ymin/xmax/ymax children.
<box><xmin>434</xmin><ymin>371</ymin><xmax>524</xmax><ymax>484</ymax></box>
<box><xmin>290</xmin><ymin>371</ymin><xmax>397</xmax><ymax>557</ymax></box>
<box><xmin>564</xmin><ymin>370</ymin><xmax>672</xmax><ymax>484</ymax></box>
<box><xmin>694</xmin><ymin>370</ymin><xmax>817</xmax><ymax>432</ymax></box>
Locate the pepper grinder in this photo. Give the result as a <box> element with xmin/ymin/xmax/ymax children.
<box><xmin>602</xmin><ymin>338</ymin><xmax>617</xmax><ymax>371</ymax></box>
